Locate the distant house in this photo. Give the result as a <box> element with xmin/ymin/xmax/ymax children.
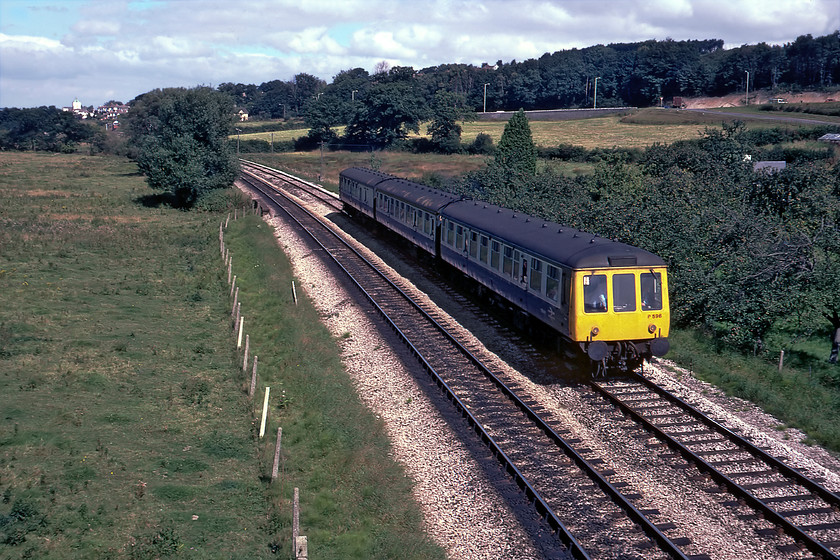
<box><xmin>237</xmin><ymin>109</ymin><xmax>249</xmax><ymax>122</ymax></box>
<box><xmin>753</xmin><ymin>161</ymin><xmax>786</xmax><ymax>174</ymax></box>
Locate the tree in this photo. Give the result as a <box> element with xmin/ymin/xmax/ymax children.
<box><xmin>125</xmin><ymin>87</ymin><xmax>238</xmax><ymax>208</ymax></box>
<box><xmin>495</xmin><ymin>109</ymin><xmax>537</xmax><ymax>176</ymax></box>
<box><xmin>345</xmin><ymin>81</ymin><xmax>427</xmax><ymax>148</ymax></box>
<box><xmin>427</xmin><ymin>90</ymin><xmax>473</xmax><ymax>153</ymax></box>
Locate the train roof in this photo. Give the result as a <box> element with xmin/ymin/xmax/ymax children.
<box><xmin>339</xmin><ymin>168</ymin><xmax>666</xmax><ymax>269</ymax></box>
<box><xmin>340</xmin><ymin>167</ymin><xmax>393</xmax><ymax>186</ymax></box>
<box><xmin>442</xmin><ymin>199</ymin><xmax>667</xmax><ymax>270</ymax></box>
<box><xmin>341</xmin><ymin>167</ymin><xmax>461</xmax><ymax>212</ymax></box>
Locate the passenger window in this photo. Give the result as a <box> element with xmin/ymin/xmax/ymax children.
<box><xmin>469</xmin><ymin>232</ymin><xmax>478</xmax><ymax>258</ymax></box>
<box><xmin>613</xmin><ymin>273</ymin><xmax>637</xmax><ymax>312</ymax></box>
<box><xmin>502</xmin><ymin>246</ymin><xmax>513</xmax><ymax>276</ymax></box>
<box><xmin>641</xmin><ymin>272</ymin><xmax>663</xmax><ymax>311</ymax></box>
<box><xmin>546</xmin><ymin>265</ymin><xmax>560</xmax><ymax>302</ymax></box>
<box><xmin>479</xmin><ymin>236</ymin><xmax>489</xmax><ymax>263</ymax></box>
<box><xmin>529</xmin><ymin>258</ymin><xmax>542</xmax><ymax>292</ymax></box>
<box><xmin>583</xmin><ymin>274</ymin><xmax>607</xmax><ymax>313</ymax></box>
<box><xmin>446</xmin><ymin>221</ymin><xmax>455</xmax><ymax>245</ymax></box>
<box><xmin>490</xmin><ymin>241</ymin><xmax>500</xmax><ymax>269</ymax></box>
<box><xmin>456</xmin><ymin>226</ymin><xmax>464</xmax><ymax>250</ymax></box>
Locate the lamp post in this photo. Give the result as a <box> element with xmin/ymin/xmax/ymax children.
<box><xmin>235</xmin><ymin>128</ymin><xmax>241</xmax><ymax>155</ymax></box>
<box><xmin>483</xmin><ymin>83</ymin><xmax>490</xmax><ymax>113</ymax></box>
<box><xmin>593</xmin><ymin>77</ymin><xmax>601</xmax><ymax>109</ymax></box>
<box><xmin>744</xmin><ymin>71</ymin><xmax>750</xmax><ymax>106</ymax></box>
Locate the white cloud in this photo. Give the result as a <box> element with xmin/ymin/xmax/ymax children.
<box><xmin>0</xmin><ymin>0</ymin><xmax>838</xmax><ymax>108</ymax></box>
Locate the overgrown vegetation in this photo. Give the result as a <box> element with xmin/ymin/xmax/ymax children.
<box><xmin>0</xmin><ymin>153</ymin><xmax>443</xmax><ymax>558</ymax></box>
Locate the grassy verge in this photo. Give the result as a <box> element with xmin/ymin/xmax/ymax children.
<box><xmin>665</xmin><ymin>329</ymin><xmax>840</xmax><ymax>451</ymax></box>
<box><xmin>222</xmin><ymin>214</ymin><xmax>445</xmax><ymax>560</ymax></box>
<box><xmin>0</xmin><ymin>152</ymin><xmax>444</xmax><ymax>559</ymax></box>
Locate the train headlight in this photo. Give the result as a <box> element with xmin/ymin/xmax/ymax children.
<box><xmin>590</xmin><ymin>327</ymin><xmax>599</xmax><ymax>337</ymax></box>
<box><xmin>648</xmin><ymin>324</ymin><xmax>657</xmax><ymax>334</ymax></box>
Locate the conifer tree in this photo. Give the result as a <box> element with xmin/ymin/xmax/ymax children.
<box><xmin>494</xmin><ymin>109</ymin><xmax>536</xmax><ymax>176</ymax></box>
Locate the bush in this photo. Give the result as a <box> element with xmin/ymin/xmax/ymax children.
<box><xmin>468</xmin><ymin>132</ymin><xmax>494</xmax><ymax>155</ymax></box>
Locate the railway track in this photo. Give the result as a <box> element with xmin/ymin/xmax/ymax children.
<box><xmin>591</xmin><ymin>374</ymin><xmax>840</xmax><ymax>559</ymax></box>
<box><xmin>236</xmin><ymin>162</ymin><xmax>840</xmax><ymax>559</ymax></box>
<box><xmin>237</xmin><ymin>163</ymin><xmax>699</xmax><ymax>559</ymax></box>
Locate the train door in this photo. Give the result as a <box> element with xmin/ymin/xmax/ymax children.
<box><xmin>434</xmin><ymin>216</ymin><xmax>442</xmax><ymax>258</ymax></box>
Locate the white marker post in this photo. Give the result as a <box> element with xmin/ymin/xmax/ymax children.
<box><xmin>259</xmin><ymin>386</ymin><xmax>270</xmax><ymax>438</ymax></box>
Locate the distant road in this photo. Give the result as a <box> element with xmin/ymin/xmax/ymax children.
<box><xmin>478</xmin><ymin>107</ymin><xmax>634</xmax><ymax>121</ymax></box>
<box><xmin>685</xmin><ymin>108</ymin><xmax>840</xmax><ymax>127</ymax></box>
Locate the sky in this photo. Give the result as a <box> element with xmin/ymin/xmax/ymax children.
<box><xmin>1</xmin><ymin>0</ymin><xmax>838</xmax><ymax>109</ymax></box>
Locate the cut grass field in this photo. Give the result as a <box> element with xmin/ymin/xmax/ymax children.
<box><xmin>0</xmin><ymin>152</ymin><xmax>443</xmax><ymax>559</ymax></box>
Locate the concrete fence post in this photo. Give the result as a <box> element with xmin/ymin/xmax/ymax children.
<box><xmin>230</xmin><ymin>275</ymin><xmax>236</xmax><ymax>298</ymax></box>
<box><xmin>293</xmin><ymin>488</ymin><xmax>300</xmax><ymax>556</ymax></box>
<box><xmin>242</xmin><ymin>335</ymin><xmax>249</xmax><ymax>371</ymax></box>
<box><xmin>249</xmin><ymin>356</ymin><xmax>258</xmax><ymax>398</ymax></box>
<box><xmin>237</xmin><ymin>316</ymin><xmax>244</xmax><ymax>349</ymax></box>
<box><xmin>271</xmin><ymin>427</ymin><xmax>282</xmax><ymax>482</ymax></box>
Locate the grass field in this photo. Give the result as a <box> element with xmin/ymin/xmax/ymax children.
<box><xmin>237</xmin><ymin>106</ymin><xmax>839</xmax><ymax>151</ymax></box>
<box><xmin>0</xmin><ymin>152</ymin><xmax>443</xmax><ymax>559</ymax></box>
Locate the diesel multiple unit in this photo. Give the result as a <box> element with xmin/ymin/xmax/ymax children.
<box><xmin>339</xmin><ymin>167</ymin><xmax>670</xmax><ymax>374</ymax></box>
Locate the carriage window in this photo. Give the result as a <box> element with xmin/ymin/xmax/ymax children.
<box><xmin>529</xmin><ymin>258</ymin><xmax>543</xmax><ymax>292</ymax></box>
<box><xmin>446</xmin><ymin>221</ymin><xmax>455</xmax><ymax>245</ymax></box>
<box><xmin>546</xmin><ymin>265</ymin><xmax>560</xmax><ymax>302</ymax></box>
<box><xmin>469</xmin><ymin>232</ymin><xmax>478</xmax><ymax>258</ymax></box>
<box><xmin>490</xmin><ymin>241</ymin><xmax>500</xmax><ymax>269</ymax></box>
<box><xmin>641</xmin><ymin>272</ymin><xmax>663</xmax><ymax>311</ymax></box>
<box><xmin>583</xmin><ymin>274</ymin><xmax>607</xmax><ymax>313</ymax></box>
<box><xmin>479</xmin><ymin>236</ymin><xmax>489</xmax><ymax>263</ymax></box>
<box><xmin>513</xmin><ymin>250</ymin><xmax>521</xmax><ymax>279</ymax></box>
<box><xmin>613</xmin><ymin>273</ymin><xmax>637</xmax><ymax>312</ymax></box>
<box><xmin>502</xmin><ymin>246</ymin><xmax>513</xmax><ymax>276</ymax></box>
<box><xmin>456</xmin><ymin>225</ymin><xmax>464</xmax><ymax>250</ymax></box>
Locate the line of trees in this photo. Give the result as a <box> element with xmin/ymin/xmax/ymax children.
<box><xmin>218</xmin><ymin>32</ymin><xmax>840</xmax><ymax>126</ymax></box>
<box><xmin>0</xmin><ymin>107</ymin><xmax>99</xmax><ymax>152</ymax></box>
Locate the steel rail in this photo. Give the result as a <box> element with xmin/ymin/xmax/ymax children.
<box><xmin>593</xmin><ymin>378</ymin><xmax>840</xmax><ymax>560</ymax></box>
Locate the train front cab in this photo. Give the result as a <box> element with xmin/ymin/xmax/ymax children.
<box><xmin>569</xmin><ymin>267</ymin><xmax>670</xmax><ymax>369</ymax></box>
